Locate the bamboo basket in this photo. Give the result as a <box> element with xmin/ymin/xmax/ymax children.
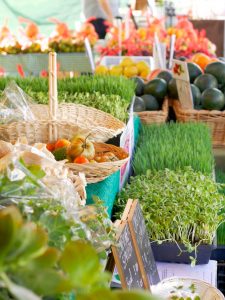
<box><xmin>136</xmin><ymin>98</ymin><xmax>169</xmax><ymax>124</ymax></box>
<box><xmin>0</xmin><ymin>53</ymin><xmax>129</xmax><ymax>183</ymax></box>
<box><xmin>0</xmin><ymin>56</ymin><xmax>125</xmax><ymax>144</ymax></box>
<box><xmin>173</xmin><ymin>100</ymin><xmax>225</xmax><ymax>147</ymax></box>
<box><xmin>67</xmin><ymin>143</ymin><xmax>129</xmax><ymax>183</ymax></box>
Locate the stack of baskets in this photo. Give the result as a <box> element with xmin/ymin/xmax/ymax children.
<box><xmin>0</xmin><ymin>52</ymin><xmax>129</xmax><ymax>183</ymax></box>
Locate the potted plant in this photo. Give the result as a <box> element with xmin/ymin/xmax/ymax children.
<box><xmin>116</xmin><ymin>167</ymin><xmax>225</xmax><ymax>265</ymax></box>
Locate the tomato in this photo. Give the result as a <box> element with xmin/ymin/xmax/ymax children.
<box><xmin>46</xmin><ymin>142</ymin><xmax>55</xmax><ymax>152</ymax></box>
<box><xmin>74</xmin><ymin>156</ymin><xmax>89</xmax><ymax>164</ymax></box>
<box><xmin>55</xmin><ymin>139</ymin><xmax>71</xmax><ymax>150</ymax></box>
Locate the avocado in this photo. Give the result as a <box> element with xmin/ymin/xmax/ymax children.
<box><xmin>144</xmin><ymin>78</ymin><xmax>167</xmax><ymax>101</ymax></box>
<box><xmin>205</xmin><ymin>61</ymin><xmax>225</xmax><ymax>85</ymax></box>
<box><xmin>194</xmin><ymin>74</ymin><xmax>218</xmax><ymax>92</ymax></box>
<box><xmin>168</xmin><ymin>78</ymin><xmax>178</xmax><ymax>99</ymax></box>
<box><xmin>201</xmin><ymin>88</ymin><xmax>225</xmax><ymax>111</ymax></box>
<box><xmin>191</xmin><ymin>84</ymin><xmax>201</xmax><ymax>107</ymax></box>
<box><xmin>187</xmin><ymin>62</ymin><xmax>203</xmax><ymax>83</ymax></box>
<box><xmin>157</xmin><ymin>70</ymin><xmax>173</xmax><ymax>84</ymax></box>
<box><xmin>141</xmin><ymin>94</ymin><xmax>160</xmax><ymax>111</ymax></box>
<box><xmin>131</xmin><ymin>76</ymin><xmax>145</xmax><ymax>96</ymax></box>
<box><xmin>133</xmin><ymin>96</ymin><xmax>146</xmax><ymax>112</ymax></box>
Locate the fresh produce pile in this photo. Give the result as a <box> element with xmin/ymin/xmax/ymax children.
<box><xmin>115</xmin><ymin>167</ymin><xmax>225</xmax><ymax>264</ymax></box>
<box><xmin>0</xmin><ymin>75</ymin><xmax>135</xmax><ymax>122</ymax></box>
<box><xmin>98</xmin><ymin>17</ymin><xmax>216</xmax><ymax>58</ymax></box>
<box><xmin>95</xmin><ymin>57</ymin><xmax>151</xmax><ymax>80</ymax></box>
<box><xmin>133</xmin><ymin>123</ymin><xmax>214</xmax><ymax>176</ymax></box>
<box><xmin>132</xmin><ymin>71</ymin><xmax>170</xmax><ymax>113</ymax></box>
<box><xmin>48</xmin><ymin>135</ymin><xmax>127</xmax><ymax>164</ymax></box>
<box><xmin>0</xmin><ymin>19</ymin><xmax>98</xmax><ymax>54</ymax></box>
<box><xmin>182</xmin><ymin>54</ymin><xmax>225</xmax><ymax>111</ymax></box>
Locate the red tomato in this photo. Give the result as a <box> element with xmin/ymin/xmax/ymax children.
<box><xmin>55</xmin><ymin>139</ymin><xmax>71</xmax><ymax>150</ymax></box>
<box><xmin>46</xmin><ymin>142</ymin><xmax>55</xmax><ymax>152</ymax></box>
<box><xmin>74</xmin><ymin>156</ymin><xmax>89</xmax><ymax>164</ymax></box>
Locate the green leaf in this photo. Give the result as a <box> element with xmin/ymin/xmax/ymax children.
<box><xmin>59</xmin><ymin>240</ymin><xmax>101</xmax><ymax>288</ymax></box>
<box><xmin>0</xmin><ymin>207</ymin><xmax>22</xmax><ymax>264</ymax></box>
<box><xmin>7</xmin><ymin>282</ymin><xmax>41</xmax><ymax>300</ymax></box>
<box><xmin>6</xmin><ymin>223</ymin><xmax>48</xmax><ymax>264</ymax></box>
<box><xmin>29</xmin><ymin>247</ymin><xmax>60</xmax><ymax>269</ymax></box>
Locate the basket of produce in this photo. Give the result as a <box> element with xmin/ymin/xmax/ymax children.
<box><xmin>0</xmin><ymin>53</ymin><xmax>125</xmax><ymax>144</ymax></box>
<box><xmin>172</xmin><ymin>59</ymin><xmax>225</xmax><ymax>147</ymax></box>
<box><xmin>132</xmin><ymin>74</ymin><xmax>170</xmax><ymax>124</ymax></box>
<box><xmin>48</xmin><ymin>135</ymin><xmax>129</xmax><ymax>183</ymax></box>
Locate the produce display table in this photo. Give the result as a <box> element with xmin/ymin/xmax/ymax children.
<box><xmin>0</xmin><ymin>52</ymin><xmax>93</xmax><ymax>75</ymax></box>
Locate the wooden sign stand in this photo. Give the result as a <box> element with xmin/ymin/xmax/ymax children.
<box><xmin>111</xmin><ymin>199</ymin><xmax>160</xmax><ymax>291</ymax></box>
<box><xmin>172</xmin><ymin>59</ymin><xmax>193</xmax><ymax>109</ymax></box>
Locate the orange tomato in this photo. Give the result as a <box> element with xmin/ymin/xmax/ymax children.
<box><xmin>191</xmin><ymin>53</ymin><xmax>211</xmax><ymax>70</ymax></box>
<box><xmin>54</xmin><ymin>139</ymin><xmax>71</xmax><ymax>150</ymax></box>
<box><xmin>46</xmin><ymin>142</ymin><xmax>55</xmax><ymax>152</ymax></box>
<box><xmin>74</xmin><ymin>156</ymin><xmax>89</xmax><ymax>164</ymax></box>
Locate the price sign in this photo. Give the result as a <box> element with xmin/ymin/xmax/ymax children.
<box><xmin>172</xmin><ymin>59</ymin><xmax>193</xmax><ymax>109</ymax></box>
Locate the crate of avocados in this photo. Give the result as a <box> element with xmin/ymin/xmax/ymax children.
<box><xmin>132</xmin><ymin>77</ymin><xmax>169</xmax><ymax>124</ymax></box>
<box><xmin>173</xmin><ymin>100</ymin><xmax>225</xmax><ymax>147</ymax></box>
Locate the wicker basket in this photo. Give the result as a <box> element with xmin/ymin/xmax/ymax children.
<box><xmin>136</xmin><ymin>98</ymin><xmax>168</xmax><ymax>124</ymax></box>
<box><xmin>66</xmin><ymin>143</ymin><xmax>129</xmax><ymax>183</ymax></box>
<box><xmin>0</xmin><ymin>54</ymin><xmax>125</xmax><ymax>144</ymax></box>
<box><xmin>173</xmin><ymin>100</ymin><xmax>225</xmax><ymax>147</ymax></box>
<box><xmin>0</xmin><ymin>103</ymin><xmax>125</xmax><ymax>144</ymax></box>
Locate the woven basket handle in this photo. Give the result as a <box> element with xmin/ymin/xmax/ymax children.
<box><xmin>48</xmin><ymin>52</ymin><xmax>58</xmax><ymax>141</ymax></box>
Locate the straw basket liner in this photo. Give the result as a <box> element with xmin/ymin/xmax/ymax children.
<box><xmin>173</xmin><ymin>100</ymin><xmax>225</xmax><ymax>147</ymax></box>
<box><xmin>67</xmin><ymin>143</ymin><xmax>129</xmax><ymax>183</ymax></box>
<box><xmin>136</xmin><ymin>98</ymin><xmax>168</xmax><ymax>124</ymax></box>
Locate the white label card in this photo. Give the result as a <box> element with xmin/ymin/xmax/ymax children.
<box><xmin>172</xmin><ymin>59</ymin><xmax>193</xmax><ymax>109</ymax></box>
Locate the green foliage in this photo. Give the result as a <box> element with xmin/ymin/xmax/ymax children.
<box><xmin>0</xmin><ymin>76</ymin><xmax>135</xmax><ymax>121</ymax></box>
<box><xmin>0</xmin><ymin>160</ymin><xmax>115</xmax><ymax>253</ymax></box>
<box><xmin>133</xmin><ymin>123</ymin><xmax>214</xmax><ymax>176</ymax></box>
<box><xmin>0</xmin><ymin>206</ymin><xmax>158</xmax><ymax>300</ymax></box>
<box><xmin>116</xmin><ymin>168</ymin><xmax>225</xmax><ymax>253</ymax></box>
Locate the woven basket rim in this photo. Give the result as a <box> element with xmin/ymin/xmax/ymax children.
<box><xmin>173</xmin><ymin>100</ymin><xmax>225</xmax><ymax>117</ymax></box>
<box><xmin>136</xmin><ymin>97</ymin><xmax>168</xmax><ymax>117</ymax></box>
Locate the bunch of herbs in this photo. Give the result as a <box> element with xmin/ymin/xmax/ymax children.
<box><xmin>115</xmin><ymin>167</ymin><xmax>225</xmax><ymax>258</ymax></box>
<box><xmin>133</xmin><ymin>123</ymin><xmax>214</xmax><ymax>176</ymax></box>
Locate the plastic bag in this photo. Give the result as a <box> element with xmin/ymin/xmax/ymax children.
<box><xmin>0</xmin><ymin>141</ymin><xmax>115</xmax><ymax>252</ymax></box>
<box><xmin>0</xmin><ymin>81</ymin><xmax>35</xmax><ymax>124</ymax></box>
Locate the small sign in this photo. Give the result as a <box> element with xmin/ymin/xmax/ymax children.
<box><xmin>111</xmin><ymin>220</ymin><xmax>145</xmax><ymax>289</ymax></box>
<box><xmin>172</xmin><ymin>59</ymin><xmax>193</xmax><ymax>109</ymax></box>
<box><xmin>124</xmin><ymin>200</ymin><xmax>160</xmax><ymax>289</ymax></box>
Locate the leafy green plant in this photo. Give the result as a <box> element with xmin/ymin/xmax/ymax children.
<box><xmin>0</xmin><ymin>76</ymin><xmax>135</xmax><ymax>121</ymax></box>
<box><xmin>0</xmin><ymin>206</ymin><xmax>158</xmax><ymax>300</ymax></box>
<box><xmin>0</xmin><ymin>159</ymin><xmax>115</xmax><ymax>254</ymax></box>
<box><xmin>115</xmin><ymin>167</ymin><xmax>225</xmax><ymax>258</ymax></box>
<box><xmin>133</xmin><ymin>123</ymin><xmax>214</xmax><ymax>176</ymax></box>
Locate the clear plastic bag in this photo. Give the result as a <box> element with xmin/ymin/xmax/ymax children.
<box><xmin>0</xmin><ymin>81</ymin><xmax>35</xmax><ymax>124</ymax></box>
<box><xmin>0</xmin><ymin>141</ymin><xmax>115</xmax><ymax>252</ymax></box>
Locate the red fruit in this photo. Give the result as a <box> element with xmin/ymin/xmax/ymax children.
<box><xmin>74</xmin><ymin>156</ymin><xmax>89</xmax><ymax>164</ymax></box>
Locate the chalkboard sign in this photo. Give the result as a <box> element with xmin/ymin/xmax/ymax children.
<box><xmin>127</xmin><ymin>200</ymin><xmax>160</xmax><ymax>289</ymax></box>
<box><xmin>111</xmin><ymin>220</ymin><xmax>145</xmax><ymax>289</ymax></box>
